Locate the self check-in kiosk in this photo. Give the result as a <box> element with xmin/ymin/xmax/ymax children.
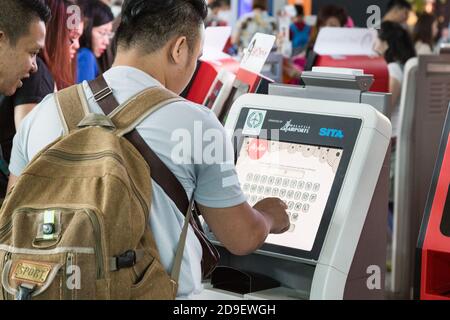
<box><xmin>415</xmin><ymin>104</ymin><xmax>450</xmax><ymax>300</ymax></box>
<box><xmin>184</xmin><ymin>57</ymin><xmax>240</xmax><ymax>105</ymax></box>
<box><xmin>198</xmin><ymin>68</ymin><xmax>392</xmax><ymax>300</ymax></box>
<box><xmin>188</xmin><ymin>59</ymin><xmax>274</xmax><ymax>120</ymax></box>
<box><xmin>215</xmin><ymin>68</ymin><xmax>274</xmax><ymax>123</ymax></box>
<box><xmin>392</xmin><ymin>51</ymin><xmax>450</xmax><ymax>299</ymax></box>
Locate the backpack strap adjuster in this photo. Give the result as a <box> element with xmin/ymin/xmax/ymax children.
<box><xmin>109</xmin><ymin>250</ymin><xmax>144</xmax><ymax>272</ymax></box>
<box><xmin>93</xmin><ymin>86</ymin><xmax>113</xmax><ymax>103</ymax></box>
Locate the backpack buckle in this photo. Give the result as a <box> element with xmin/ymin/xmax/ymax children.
<box><xmin>78</xmin><ymin>113</ymin><xmax>116</xmax><ymax>130</ymax></box>
<box><xmin>16</xmin><ymin>283</ymin><xmax>36</xmax><ymax>300</ymax></box>
<box><xmin>110</xmin><ymin>250</ymin><xmax>137</xmax><ymax>271</ymax></box>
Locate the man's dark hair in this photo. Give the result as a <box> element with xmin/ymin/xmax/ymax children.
<box><xmin>252</xmin><ymin>0</ymin><xmax>267</xmax><ymax>11</ymax></box>
<box><xmin>0</xmin><ymin>0</ymin><xmax>51</xmax><ymax>45</ymax></box>
<box><xmin>117</xmin><ymin>0</ymin><xmax>208</xmax><ymax>54</ymax></box>
<box><xmin>294</xmin><ymin>4</ymin><xmax>304</xmax><ymax>17</ymax></box>
<box><xmin>209</xmin><ymin>0</ymin><xmax>229</xmax><ymax>10</ymax></box>
<box><xmin>387</xmin><ymin>0</ymin><xmax>412</xmax><ymax>11</ymax></box>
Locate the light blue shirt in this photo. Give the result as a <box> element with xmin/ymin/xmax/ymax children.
<box><xmin>10</xmin><ymin>66</ymin><xmax>246</xmax><ymax>298</ymax></box>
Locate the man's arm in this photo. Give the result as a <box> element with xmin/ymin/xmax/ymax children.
<box><xmin>14</xmin><ymin>103</ymin><xmax>37</xmax><ymax>130</ymax></box>
<box><xmin>198</xmin><ymin>198</ymin><xmax>289</xmax><ymax>256</ymax></box>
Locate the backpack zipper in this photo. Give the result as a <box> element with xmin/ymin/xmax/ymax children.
<box><xmin>64</xmin><ymin>251</ymin><xmax>74</xmax><ymax>299</ymax></box>
<box><xmin>44</xmin><ymin>150</ymin><xmax>149</xmax><ymax>222</ymax></box>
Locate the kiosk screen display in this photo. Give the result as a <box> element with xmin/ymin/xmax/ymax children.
<box><xmin>237</xmin><ymin>137</ymin><xmax>343</xmax><ymax>252</ymax></box>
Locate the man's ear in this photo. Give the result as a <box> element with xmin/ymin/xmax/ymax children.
<box><xmin>169</xmin><ymin>36</ymin><xmax>188</xmax><ymax>64</ymax></box>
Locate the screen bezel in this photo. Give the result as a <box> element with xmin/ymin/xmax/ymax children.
<box><xmin>232</xmin><ymin>107</ymin><xmax>363</xmax><ymax>261</ymax></box>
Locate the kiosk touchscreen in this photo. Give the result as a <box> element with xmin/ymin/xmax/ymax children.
<box><xmin>415</xmin><ymin>105</ymin><xmax>450</xmax><ymax>300</ymax></box>
<box><xmin>200</xmin><ymin>92</ymin><xmax>391</xmax><ymax>300</ymax></box>
<box><xmin>238</xmin><ymin>138</ymin><xmax>343</xmax><ymax>253</ymax></box>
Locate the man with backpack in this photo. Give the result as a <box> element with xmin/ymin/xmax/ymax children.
<box><xmin>4</xmin><ymin>0</ymin><xmax>289</xmax><ymax>299</ymax></box>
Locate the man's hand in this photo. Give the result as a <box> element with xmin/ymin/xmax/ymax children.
<box><xmin>253</xmin><ymin>198</ymin><xmax>290</xmax><ymax>234</ymax></box>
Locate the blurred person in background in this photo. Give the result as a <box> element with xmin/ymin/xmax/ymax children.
<box><xmin>289</xmin><ymin>4</ymin><xmax>310</xmax><ymax>56</ymax></box>
<box><xmin>77</xmin><ymin>0</ymin><xmax>114</xmax><ymax>82</ymax></box>
<box><xmin>374</xmin><ymin>20</ymin><xmax>416</xmax><ymax>227</ymax></box>
<box><xmin>383</xmin><ymin>0</ymin><xmax>413</xmax><ymax>27</ymax></box>
<box><xmin>232</xmin><ymin>0</ymin><xmax>277</xmax><ymax>55</ymax></box>
<box><xmin>206</xmin><ymin>0</ymin><xmax>231</xmax><ymax>27</ymax></box>
<box><xmin>413</xmin><ymin>13</ymin><xmax>439</xmax><ymax>55</ymax></box>
<box><xmin>374</xmin><ymin>21</ymin><xmax>416</xmax><ymax>133</ymax></box>
<box><xmin>304</xmin><ymin>4</ymin><xmax>348</xmax><ymax>71</ymax></box>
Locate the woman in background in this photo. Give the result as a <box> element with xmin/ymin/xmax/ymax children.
<box><xmin>374</xmin><ymin>21</ymin><xmax>416</xmax><ymax>136</ymax></box>
<box><xmin>232</xmin><ymin>0</ymin><xmax>277</xmax><ymax>55</ymax></box>
<box><xmin>304</xmin><ymin>4</ymin><xmax>348</xmax><ymax>71</ymax></box>
<box><xmin>289</xmin><ymin>4</ymin><xmax>311</xmax><ymax>56</ymax></box>
<box><xmin>413</xmin><ymin>13</ymin><xmax>439</xmax><ymax>55</ymax></box>
<box><xmin>42</xmin><ymin>0</ymin><xmax>77</xmax><ymax>90</ymax></box>
<box><xmin>77</xmin><ymin>0</ymin><xmax>114</xmax><ymax>83</ymax></box>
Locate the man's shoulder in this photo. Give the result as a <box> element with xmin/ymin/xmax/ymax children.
<box><xmin>166</xmin><ymin>98</ymin><xmax>220</xmax><ymax>124</ymax></box>
<box><xmin>19</xmin><ymin>93</ymin><xmax>59</xmax><ymax>132</ymax></box>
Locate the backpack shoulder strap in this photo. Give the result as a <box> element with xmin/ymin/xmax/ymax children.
<box><xmin>55</xmin><ymin>84</ymin><xmax>90</xmax><ymax>135</ymax></box>
<box><xmin>87</xmin><ymin>76</ymin><xmax>190</xmax><ymax>215</ymax></box>
<box><xmin>109</xmin><ymin>86</ymin><xmax>183</xmax><ymax>137</ymax></box>
<box><xmin>87</xmin><ymin>76</ymin><xmax>219</xmax><ymax>283</ymax></box>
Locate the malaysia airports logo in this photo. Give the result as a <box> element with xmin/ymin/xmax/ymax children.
<box><xmin>247</xmin><ymin>111</ymin><xmax>264</xmax><ymax>129</ymax></box>
<box><xmin>243</xmin><ymin>109</ymin><xmax>267</xmax><ymax>136</ymax></box>
<box><xmin>280</xmin><ymin>120</ymin><xmax>310</xmax><ymax>134</ymax></box>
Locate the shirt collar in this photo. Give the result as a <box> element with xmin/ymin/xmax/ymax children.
<box><xmin>103</xmin><ymin>65</ymin><xmax>164</xmax><ymax>89</ymax></box>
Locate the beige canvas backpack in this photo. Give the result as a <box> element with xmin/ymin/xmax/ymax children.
<box><xmin>0</xmin><ymin>80</ymin><xmax>200</xmax><ymax>300</ymax></box>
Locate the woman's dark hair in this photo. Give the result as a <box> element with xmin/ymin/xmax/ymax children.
<box><xmin>78</xmin><ymin>0</ymin><xmax>114</xmax><ymax>50</ymax></box>
<box><xmin>317</xmin><ymin>4</ymin><xmax>348</xmax><ymax>28</ymax></box>
<box><xmin>307</xmin><ymin>5</ymin><xmax>348</xmax><ymax>52</ymax></box>
<box><xmin>413</xmin><ymin>13</ymin><xmax>437</xmax><ymax>49</ymax></box>
<box><xmin>252</xmin><ymin>0</ymin><xmax>267</xmax><ymax>11</ymax></box>
<box><xmin>379</xmin><ymin>21</ymin><xmax>416</xmax><ymax>64</ymax></box>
